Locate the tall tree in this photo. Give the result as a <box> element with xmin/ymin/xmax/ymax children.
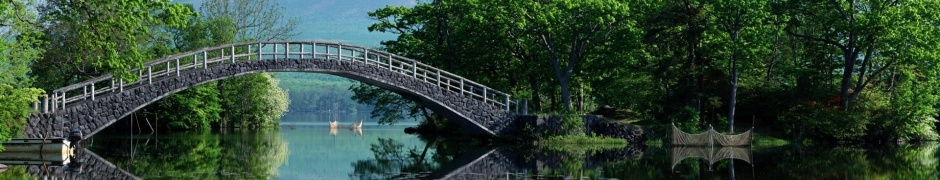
<box><xmin>199</xmin><ymin>0</ymin><xmax>298</xmax><ymax>41</ymax></box>
<box><xmin>33</xmin><ymin>0</ymin><xmax>194</xmax><ymax>88</ymax></box>
<box><xmin>707</xmin><ymin>0</ymin><xmax>773</xmax><ymax>132</ymax></box>
<box><xmin>778</xmin><ymin>0</ymin><xmax>912</xmax><ymax>110</ymax></box>
<box><xmin>0</xmin><ymin>0</ymin><xmax>45</xmax><ymax>149</ymax></box>
<box><xmin>198</xmin><ymin>0</ymin><xmax>295</xmax><ymax>127</ymax></box>
<box><xmin>508</xmin><ymin>0</ymin><xmax>631</xmax><ymax>111</ymax></box>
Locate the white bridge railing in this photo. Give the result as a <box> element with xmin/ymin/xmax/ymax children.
<box><xmin>35</xmin><ymin>41</ymin><xmax>524</xmax><ymax>115</ymax></box>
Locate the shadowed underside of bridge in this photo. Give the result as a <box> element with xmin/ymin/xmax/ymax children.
<box><xmin>26</xmin><ymin>41</ymin><xmax>521</xmax><ymax>138</ymax></box>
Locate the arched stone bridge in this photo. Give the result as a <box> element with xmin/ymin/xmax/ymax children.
<box><xmin>26</xmin><ymin>41</ymin><xmax>524</xmax><ymax>138</ymax></box>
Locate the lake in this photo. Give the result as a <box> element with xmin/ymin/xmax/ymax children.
<box><xmin>6</xmin><ymin>1</ymin><xmax>937</xmax><ymax>179</ymax></box>
<box><xmin>5</xmin><ymin>111</ymin><xmax>940</xmax><ymax>179</ymax></box>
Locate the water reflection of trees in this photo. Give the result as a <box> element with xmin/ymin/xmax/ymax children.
<box><xmin>350</xmin><ymin>136</ymin><xmax>476</xmax><ymax>179</ymax></box>
<box><xmin>350</xmin><ymin>138</ymin><xmax>438</xmax><ymax>179</ymax></box>
<box><xmin>666</xmin><ymin>143</ymin><xmax>940</xmax><ymax>179</ymax></box>
<box><xmin>358</xmin><ymin>142</ymin><xmax>940</xmax><ymax>179</ymax></box>
<box><xmin>87</xmin><ymin>130</ymin><xmax>287</xmax><ymax>179</ymax></box>
<box><xmin>756</xmin><ymin>144</ymin><xmax>940</xmax><ymax>179</ymax></box>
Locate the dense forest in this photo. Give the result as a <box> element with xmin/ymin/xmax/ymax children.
<box><xmin>2</xmin><ymin>0</ymin><xmax>940</xmax><ymax>145</ymax></box>
<box><xmin>362</xmin><ymin>0</ymin><xmax>940</xmax><ymax>142</ymax></box>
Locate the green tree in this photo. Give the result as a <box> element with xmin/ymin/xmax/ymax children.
<box><xmin>139</xmin><ymin>11</ymin><xmax>231</xmax><ymax>131</ymax></box>
<box><xmin>219</xmin><ymin>73</ymin><xmax>289</xmax><ymax>129</ymax></box>
<box><xmin>198</xmin><ymin>0</ymin><xmax>298</xmax><ymax>41</ymax></box>
<box><xmin>198</xmin><ymin>0</ymin><xmax>295</xmax><ymax>129</ymax></box>
<box><xmin>0</xmin><ymin>0</ymin><xmax>45</xmax><ymax>151</ymax></box>
<box><xmin>140</xmin><ymin>0</ymin><xmax>294</xmax><ymax>131</ymax></box>
<box><xmin>32</xmin><ymin>0</ymin><xmax>194</xmax><ymax>89</ymax></box>
<box><xmin>154</xmin><ymin>84</ymin><xmax>223</xmax><ymax>130</ymax></box>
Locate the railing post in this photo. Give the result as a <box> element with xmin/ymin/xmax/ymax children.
<box><xmin>483</xmin><ymin>88</ymin><xmax>487</xmax><ymax>103</ymax></box>
<box><xmin>412</xmin><ymin>61</ymin><xmax>417</xmax><ymax>78</ymax></box>
<box><xmin>60</xmin><ymin>91</ymin><xmax>65</xmax><ymax>108</ymax></box>
<box><xmin>337</xmin><ymin>44</ymin><xmax>342</xmax><ymax>60</ymax></box>
<box><xmin>176</xmin><ymin>59</ymin><xmax>180</xmax><ymax>76</ymax></box>
<box><xmin>148</xmin><ymin>66</ymin><xmax>152</xmax><ymax>84</ymax></box>
<box><xmin>83</xmin><ymin>86</ymin><xmax>87</xmax><ymax>100</ymax></box>
<box><xmin>364</xmin><ymin>48</ymin><xmax>369</xmax><ymax>63</ymax></box>
<box><xmin>193</xmin><ymin>54</ymin><xmax>198</xmax><ymax>68</ymax></box>
<box><xmin>43</xmin><ymin>95</ymin><xmax>48</xmax><ymax>113</ymax></box>
<box><xmin>91</xmin><ymin>82</ymin><xmax>95</xmax><ymax>101</ymax></box>
<box><xmin>460</xmin><ymin>79</ymin><xmax>464</xmax><ymax>96</ymax></box>
<box><xmin>203</xmin><ymin>51</ymin><xmax>208</xmax><ymax>69</ymax></box>
<box><xmin>120</xmin><ymin>79</ymin><xmax>124</xmax><ymax>92</ymax></box>
<box><xmin>258</xmin><ymin>43</ymin><xmax>263</xmax><ymax>60</ymax></box>
<box><xmin>166</xmin><ymin>61</ymin><xmax>170</xmax><ymax>76</ymax></box>
<box><xmin>505</xmin><ymin>94</ymin><xmax>510</xmax><ymax>111</ymax></box>
<box><xmin>310</xmin><ymin>42</ymin><xmax>317</xmax><ymax>59</ymax></box>
<box><xmin>388</xmin><ymin>54</ymin><xmax>393</xmax><ymax>70</ymax></box>
<box><xmin>285</xmin><ymin>42</ymin><xmax>290</xmax><ymax>59</ymax></box>
<box><xmin>111</xmin><ymin>79</ymin><xmax>115</xmax><ymax>93</ymax></box>
<box><xmin>50</xmin><ymin>93</ymin><xmax>55</xmax><ymax>113</ymax></box>
<box><xmin>299</xmin><ymin>43</ymin><xmax>304</xmax><ymax>59</ymax></box>
<box><xmin>231</xmin><ymin>45</ymin><xmax>236</xmax><ymax>63</ymax></box>
<box><xmin>436</xmin><ymin>70</ymin><xmax>441</xmax><ymax>87</ymax></box>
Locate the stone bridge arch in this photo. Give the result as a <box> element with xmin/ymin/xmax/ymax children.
<box><xmin>26</xmin><ymin>41</ymin><xmax>522</xmax><ymax>138</ymax></box>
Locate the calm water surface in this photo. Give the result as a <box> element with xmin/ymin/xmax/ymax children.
<box><xmin>73</xmin><ymin>121</ymin><xmax>940</xmax><ymax>179</ymax></box>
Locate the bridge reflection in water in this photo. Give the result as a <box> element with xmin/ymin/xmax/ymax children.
<box><xmin>12</xmin><ymin>145</ymin><xmax>750</xmax><ymax>179</ymax></box>
<box><xmin>23</xmin><ymin>149</ymin><xmax>139</xmax><ymax>180</ymax></box>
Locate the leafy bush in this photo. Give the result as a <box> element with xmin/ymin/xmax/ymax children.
<box><xmin>0</xmin><ymin>84</ymin><xmax>43</xmax><ymax>151</ymax></box>
<box><xmin>778</xmin><ymin>104</ymin><xmax>870</xmax><ymax>141</ymax></box>
<box><xmin>561</xmin><ymin>113</ymin><xmax>585</xmax><ymax>136</ymax></box>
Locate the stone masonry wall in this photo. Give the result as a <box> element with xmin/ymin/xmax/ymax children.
<box><xmin>25</xmin><ymin>59</ymin><xmax>516</xmax><ymax>138</ymax></box>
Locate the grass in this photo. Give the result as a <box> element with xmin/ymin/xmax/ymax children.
<box><xmin>541</xmin><ymin>134</ymin><xmax>628</xmax><ymax>145</ymax></box>
<box><xmin>753</xmin><ymin>135</ymin><xmax>791</xmax><ymax>147</ymax></box>
<box><xmin>535</xmin><ymin>135</ymin><xmax>628</xmax><ymax>154</ymax></box>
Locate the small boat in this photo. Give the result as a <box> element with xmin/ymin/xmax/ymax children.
<box><xmin>329</xmin><ymin>120</ymin><xmax>340</xmax><ymax>129</ymax></box>
<box><xmin>350</xmin><ymin>119</ymin><xmax>363</xmax><ymax>130</ymax></box>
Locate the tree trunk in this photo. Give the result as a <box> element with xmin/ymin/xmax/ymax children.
<box><xmin>839</xmin><ymin>49</ymin><xmax>856</xmax><ymax>110</ymax></box>
<box><xmin>728</xmin><ymin>30</ymin><xmax>740</xmax><ymax>133</ymax></box>
<box><xmin>559</xmin><ymin>76</ymin><xmax>572</xmax><ymax>111</ymax></box>
<box><xmin>529</xmin><ymin>74</ymin><xmax>542</xmax><ymax>111</ymax></box>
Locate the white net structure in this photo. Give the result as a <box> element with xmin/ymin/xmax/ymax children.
<box><xmin>671</xmin><ymin>123</ymin><xmax>753</xmax><ymax>146</ymax></box>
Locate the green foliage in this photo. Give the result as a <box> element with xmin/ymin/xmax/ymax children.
<box><xmin>140</xmin><ymin>0</ymin><xmax>294</xmax><ymax>131</ymax></box>
<box><xmin>153</xmin><ymin>83</ymin><xmax>222</xmax><ymax>130</ymax></box>
<box><xmin>541</xmin><ymin>134</ymin><xmax>627</xmax><ymax>146</ymax></box>
<box><xmin>219</xmin><ymin>73</ymin><xmax>290</xmax><ymax>129</ymax></box>
<box><xmin>561</xmin><ymin>113</ymin><xmax>585</xmax><ymax>136</ymax></box>
<box><xmin>0</xmin><ymin>165</ymin><xmax>30</xmax><ymax>179</ymax></box>
<box><xmin>0</xmin><ymin>0</ymin><xmax>45</xmax><ymax>151</ymax></box>
<box><xmin>33</xmin><ymin>0</ymin><xmax>195</xmax><ymax>84</ymax></box>
<box><xmin>349</xmin><ymin>82</ymin><xmax>422</xmax><ymax>125</ymax></box>
<box><xmin>0</xmin><ymin>84</ymin><xmax>43</xmax><ymax>151</ymax></box>
<box><xmin>89</xmin><ymin>130</ymin><xmax>287</xmax><ymax>179</ymax></box>
<box><xmin>199</xmin><ymin>0</ymin><xmax>298</xmax><ymax>41</ymax></box>
<box><xmin>779</xmin><ymin>104</ymin><xmax>870</xmax><ymax>141</ymax></box>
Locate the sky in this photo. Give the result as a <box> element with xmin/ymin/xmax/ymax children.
<box><xmin>173</xmin><ymin>0</ymin><xmax>417</xmax><ymax>47</ymax></box>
